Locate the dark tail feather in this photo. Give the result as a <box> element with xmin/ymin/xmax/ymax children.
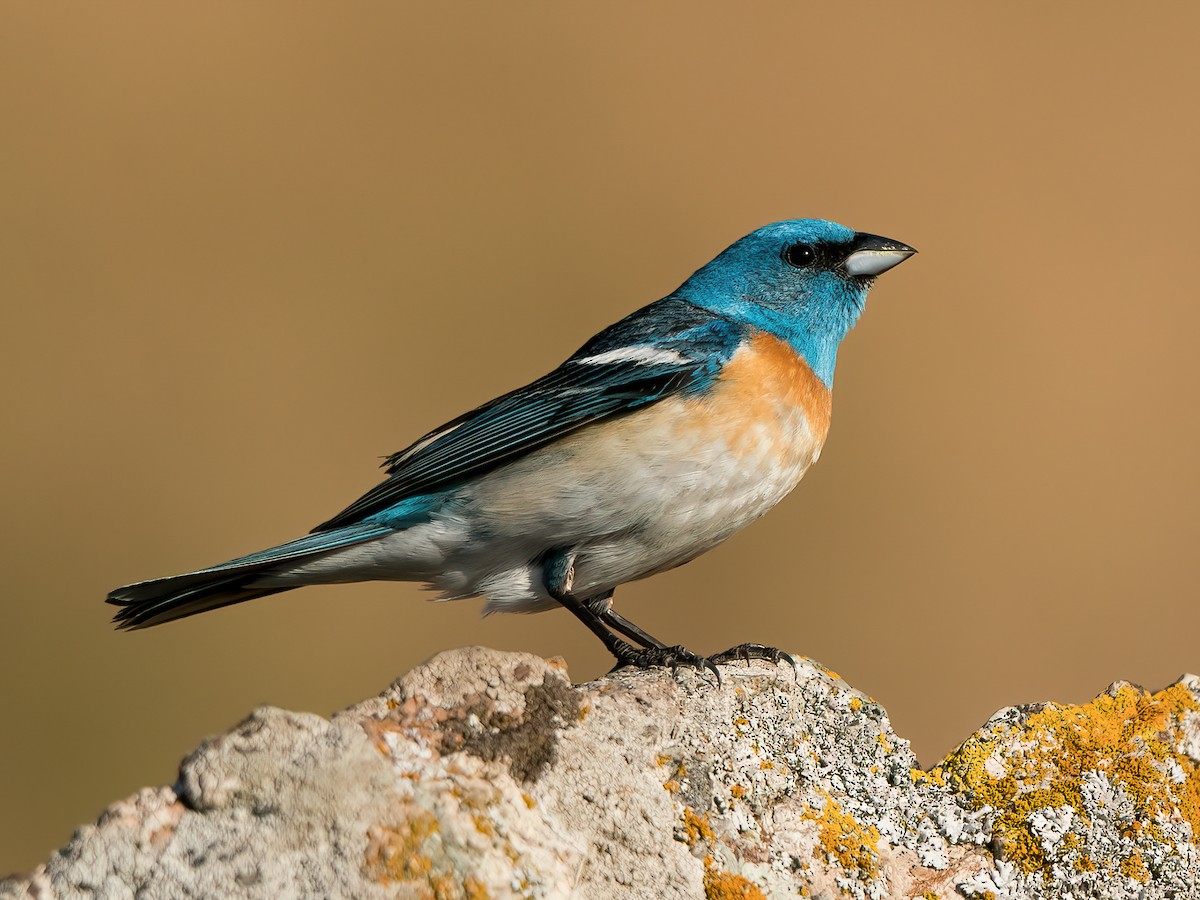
<box><xmin>107</xmin><ymin>522</ymin><xmax>394</xmax><ymax>630</ymax></box>
<box><xmin>108</xmin><ymin>573</ymin><xmax>293</xmax><ymax>630</ymax></box>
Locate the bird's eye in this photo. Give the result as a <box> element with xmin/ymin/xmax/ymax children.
<box><xmin>783</xmin><ymin>243</ymin><xmax>816</xmax><ymax>268</ymax></box>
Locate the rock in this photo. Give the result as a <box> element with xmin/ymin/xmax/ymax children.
<box><xmin>3</xmin><ymin>648</ymin><xmax>1198</xmax><ymax>900</ymax></box>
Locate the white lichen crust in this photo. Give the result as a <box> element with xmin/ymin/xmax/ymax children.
<box><xmin>2</xmin><ymin>649</ymin><xmax>1197</xmax><ymax>899</ymax></box>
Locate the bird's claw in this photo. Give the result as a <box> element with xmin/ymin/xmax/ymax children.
<box><xmin>710</xmin><ymin>643</ymin><xmax>798</xmax><ymax>679</ymax></box>
<box><xmin>611</xmin><ymin>643</ymin><xmax>722</xmax><ymax>686</ymax></box>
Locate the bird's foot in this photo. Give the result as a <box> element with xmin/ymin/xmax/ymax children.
<box><xmin>710</xmin><ymin>643</ymin><xmax>798</xmax><ymax>678</ymax></box>
<box><xmin>609</xmin><ymin>641</ymin><xmax>721</xmax><ymax>685</ymax></box>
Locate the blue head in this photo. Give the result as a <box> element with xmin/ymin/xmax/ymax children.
<box><xmin>676</xmin><ymin>219</ymin><xmax>915</xmax><ymax>387</ymax></box>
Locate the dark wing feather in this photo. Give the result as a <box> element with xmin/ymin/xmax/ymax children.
<box><xmin>312</xmin><ymin>298</ymin><xmax>742</xmax><ymax>532</ymax></box>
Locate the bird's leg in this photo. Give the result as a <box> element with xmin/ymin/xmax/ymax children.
<box><xmin>584</xmin><ymin>591</ymin><xmax>668</xmax><ymax>649</ymax></box>
<box><xmin>543</xmin><ymin>556</ymin><xmax>637</xmax><ymax>658</ymax></box>
<box><xmin>598</xmin><ymin>608</ymin><xmax>668</xmax><ymax>650</ymax></box>
<box><xmin>544</xmin><ymin>551</ymin><xmax>717</xmax><ymax>682</ymax></box>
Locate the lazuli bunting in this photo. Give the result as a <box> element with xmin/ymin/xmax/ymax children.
<box><xmin>109</xmin><ymin>220</ymin><xmax>915</xmax><ymax>674</ymax></box>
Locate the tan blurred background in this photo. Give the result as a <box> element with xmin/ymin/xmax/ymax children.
<box><xmin>3</xmin><ymin>1</ymin><xmax>1199</xmax><ymax>875</ymax></box>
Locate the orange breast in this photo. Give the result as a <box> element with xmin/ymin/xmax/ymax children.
<box><xmin>699</xmin><ymin>330</ymin><xmax>832</xmax><ymax>458</ymax></box>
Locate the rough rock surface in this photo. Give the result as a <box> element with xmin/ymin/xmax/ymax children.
<box><xmin>4</xmin><ymin>647</ymin><xmax>1199</xmax><ymax>899</ymax></box>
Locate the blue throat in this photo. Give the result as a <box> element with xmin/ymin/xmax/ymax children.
<box><xmin>676</xmin><ymin>268</ymin><xmax>862</xmax><ymax>389</ymax></box>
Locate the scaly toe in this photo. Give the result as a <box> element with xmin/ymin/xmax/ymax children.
<box><xmin>711</xmin><ymin>643</ymin><xmax>798</xmax><ymax>679</ymax></box>
<box><xmin>610</xmin><ymin>644</ymin><xmax>721</xmax><ymax>686</ymax></box>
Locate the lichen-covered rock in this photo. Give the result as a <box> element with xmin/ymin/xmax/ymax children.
<box><xmin>3</xmin><ymin>648</ymin><xmax>1198</xmax><ymax>899</ymax></box>
<box><xmin>934</xmin><ymin>677</ymin><xmax>1200</xmax><ymax>899</ymax></box>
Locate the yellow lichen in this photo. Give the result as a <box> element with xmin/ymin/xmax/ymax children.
<box><xmin>521</xmin><ymin>792</ymin><xmax>536</xmax><ymax>809</ymax></box>
<box><xmin>428</xmin><ymin>875</ymin><xmax>461</xmax><ymax>899</ymax></box>
<box><xmin>920</xmin><ymin>892</ymin><xmax>939</xmax><ymax>900</ymax></box>
<box><xmin>932</xmin><ymin>681</ymin><xmax>1200</xmax><ymax>879</ymax></box>
<box><xmin>730</xmin><ymin>784</ymin><xmax>746</xmax><ymax>799</ymax></box>
<box><xmin>683</xmin><ymin>807</ymin><xmax>716</xmax><ymax>846</ymax></box>
<box><xmin>849</xmin><ymin>697</ymin><xmax>863</xmax><ymax>712</ymax></box>
<box><xmin>1120</xmin><ymin>850</ymin><xmax>1150</xmax><ymax>883</ymax></box>
<box><xmin>421</xmin><ymin>874</ymin><xmax>493</xmax><ymax>900</ymax></box>
<box><xmin>910</xmin><ymin>768</ymin><xmax>946</xmax><ymax>787</ymax></box>
<box><xmin>663</xmin><ymin>758</ymin><xmax>688</xmax><ymax>793</ymax></box>
<box><xmin>703</xmin><ymin>868</ymin><xmax>767</xmax><ymax>900</ymax></box>
<box><xmin>471</xmin><ymin>814</ymin><xmax>495</xmax><ymax>837</ymax></box>
<box><xmin>1061</xmin><ymin>832</ymin><xmax>1096</xmax><ymax>873</ymax></box>
<box><xmin>365</xmin><ymin>814</ymin><xmax>499</xmax><ymax>897</ymax></box>
<box><xmin>365</xmin><ymin>813</ymin><xmax>441</xmax><ymax>883</ymax></box>
<box><xmin>802</xmin><ymin>793</ymin><xmax>880</xmax><ymax>883</ymax></box>
<box><xmin>811</xmin><ymin>661</ymin><xmax>842</xmax><ymax>681</ymax></box>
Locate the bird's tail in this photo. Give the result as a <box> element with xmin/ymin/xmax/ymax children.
<box><xmin>107</xmin><ymin>522</ymin><xmax>393</xmax><ymax>630</ymax></box>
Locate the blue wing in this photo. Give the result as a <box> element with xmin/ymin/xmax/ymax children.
<box><xmin>312</xmin><ymin>298</ymin><xmax>744</xmax><ymax>531</ymax></box>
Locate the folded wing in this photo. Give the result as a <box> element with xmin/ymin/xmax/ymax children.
<box><xmin>313</xmin><ymin>298</ymin><xmax>743</xmax><ymax>531</ymax></box>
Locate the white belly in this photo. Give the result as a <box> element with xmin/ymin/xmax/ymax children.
<box><xmin>404</xmin><ymin>392</ymin><xmax>821</xmax><ymax>611</ymax></box>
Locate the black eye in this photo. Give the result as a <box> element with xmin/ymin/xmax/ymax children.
<box><xmin>783</xmin><ymin>243</ymin><xmax>816</xmax><ymax>268</ymax></box>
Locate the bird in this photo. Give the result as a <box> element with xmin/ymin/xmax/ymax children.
<box><xmin>108</xmin><ymin>219</ymin><xmax>915</xmax><ymax>676</ymax></box>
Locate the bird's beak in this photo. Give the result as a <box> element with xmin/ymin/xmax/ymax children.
<box><xmin>843</xmin><ymin>232</ymin><xmax>917</xmax><ymax>278</ymax></box>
